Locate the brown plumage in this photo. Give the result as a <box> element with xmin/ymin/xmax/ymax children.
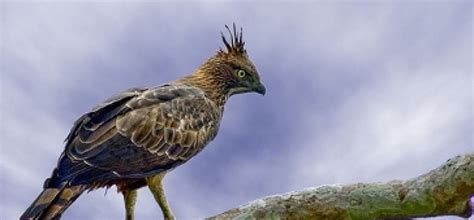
<box><xmin>21</xmin><ymin>24</ymin><xmax>265</xmax><ymax>220</ymax></box>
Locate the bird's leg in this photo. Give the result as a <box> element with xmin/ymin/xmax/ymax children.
<box><xmin>123</xmin><ymin>189</ymin><xmax>138</xmax><ymax>220</ymax></box>
<box><xmin>146</xmin><ymin>172</ymin><xmax>175</xmax><ymax>220</ymax></box>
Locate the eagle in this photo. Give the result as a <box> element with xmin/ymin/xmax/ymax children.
<box><xmin>21</xmin><ymin>24</ymin><xmax>265</xmax><ymax>220</ymax></box>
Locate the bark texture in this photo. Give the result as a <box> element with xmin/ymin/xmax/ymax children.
<box><xmin>208</xmin><ymin>153</ymin><xmax>474</xmax><ymax>220</ymax></box>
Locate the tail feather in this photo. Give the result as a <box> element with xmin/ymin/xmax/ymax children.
<box><xmin>21</xmin><ymin>185</ymin><xmax>85</xmax><ymax>220</ymax></box>
<box><xmin>21</xmin><ymin>188</ymin><xmax>63</xmax><ymax>219</ymax></box>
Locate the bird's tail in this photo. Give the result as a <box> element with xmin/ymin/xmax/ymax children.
<box><xmin>21</xmin><ymin>184</ymin><xmax>86</xmax><ymax>220</ymax></box>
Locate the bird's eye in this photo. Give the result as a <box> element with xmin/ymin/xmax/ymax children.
<box><xmin>236</xmin><ymin>70</ymin><xmax>246</xmax><ymax>79</ymax></box>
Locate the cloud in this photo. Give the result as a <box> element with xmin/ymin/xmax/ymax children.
<box><xmin>1</xmin><ymin>2</ymin><xmax>471</xmax><ymax>220</ymax></box>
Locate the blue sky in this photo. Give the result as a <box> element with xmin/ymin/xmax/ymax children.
<box><xmin>1</xmin><ymin>1</ymin><xmax>472</xmax><ymax>220</ymax></box>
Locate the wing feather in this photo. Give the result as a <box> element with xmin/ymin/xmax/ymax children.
<box><xmin>58</xmin><ymin>84</ymin><xmax>221</xmax><ymax>183</ymax></box>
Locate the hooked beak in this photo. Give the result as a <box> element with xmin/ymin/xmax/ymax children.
<box><xmin>254</xmin><ymin>83</ymin><xmax>266</xmax><ymax>96</ymax></box>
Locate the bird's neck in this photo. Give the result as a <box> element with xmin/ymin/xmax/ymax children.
<box><xmin>177</xmin><ymin>68</ymin><xmax>231</xmax><ymax>108</ymax></box>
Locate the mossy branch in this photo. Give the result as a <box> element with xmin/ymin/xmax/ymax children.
<box><xmin>207</xmin><ymin>153</ymin><xmax>474</xmax><ymax>220</ymax></box>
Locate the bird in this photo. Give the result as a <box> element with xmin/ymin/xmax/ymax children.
<box><xmin>21</xmin><ymin>23</ymin><xmax>265</xmax><ymax>220</ymax></box>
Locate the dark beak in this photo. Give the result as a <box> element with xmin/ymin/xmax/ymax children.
<box><xmin>254</xmin><ymin>83</ymin><xmax>266</xmax><ymax>96</ymax></box>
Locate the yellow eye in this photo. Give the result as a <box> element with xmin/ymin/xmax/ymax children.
<box><xmin>237</xmin><ymin>70</ymin><xmax>246</xmax><ymax>78</ymax></box>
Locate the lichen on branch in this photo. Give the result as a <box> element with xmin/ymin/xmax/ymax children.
<box><xmin>207</xmin><ymin>153</ymin><xmax>474</xmax><ymax>220</ymax></box>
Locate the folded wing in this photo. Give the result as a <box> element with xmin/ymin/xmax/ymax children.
<box><xmin>54</xmin><ymin>84</ymin><xmax>221</xmax><ymax>185</ymax></box>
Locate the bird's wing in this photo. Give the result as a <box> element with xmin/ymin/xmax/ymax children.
<box><xmin>59</xmin><ymin>84</ymin><xmax>220</xmax><ymax>183</ymax></box>
<box><xmin>64</xmin><ymin>87</ymin><xmax>145</xmax><ymax>149</ymax></box>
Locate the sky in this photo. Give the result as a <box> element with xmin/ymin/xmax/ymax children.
<box><xmin>1</xmin><ymin>1</ymin><xmax>472</xmax><ymax>220</ymax></box>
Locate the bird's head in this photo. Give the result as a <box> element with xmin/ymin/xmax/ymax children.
<box><xmin>184</xmin><ymin>24</ymin><xmax>265</xmax><ymax>105</ymax></box>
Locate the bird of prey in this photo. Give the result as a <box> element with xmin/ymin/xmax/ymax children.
<box><xmin>21</xmin><ymin>24</ymin><xmax>265</xmax><ymax>220</ymax></box>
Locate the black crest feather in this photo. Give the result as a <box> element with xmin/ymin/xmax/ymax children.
<box><xmin>220</xmin><ymin>23</ymin><xmax>246</xmax><ymax>55</ymax></box>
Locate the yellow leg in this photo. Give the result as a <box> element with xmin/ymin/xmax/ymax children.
<box><xmin>146</xmin><ymin>172</ymin><xmax>175</xmax><ymax>220</ymax></box>
<box><xmin>123</xmin><ymin>190</ymin><xmax>137</xmax><ymax>220</ymax></box>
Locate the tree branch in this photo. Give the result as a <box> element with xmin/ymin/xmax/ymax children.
<box><xmin>207</xmin><ymin>153</ymin><xmax>474</xmax><ymax>220</ymax></box>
